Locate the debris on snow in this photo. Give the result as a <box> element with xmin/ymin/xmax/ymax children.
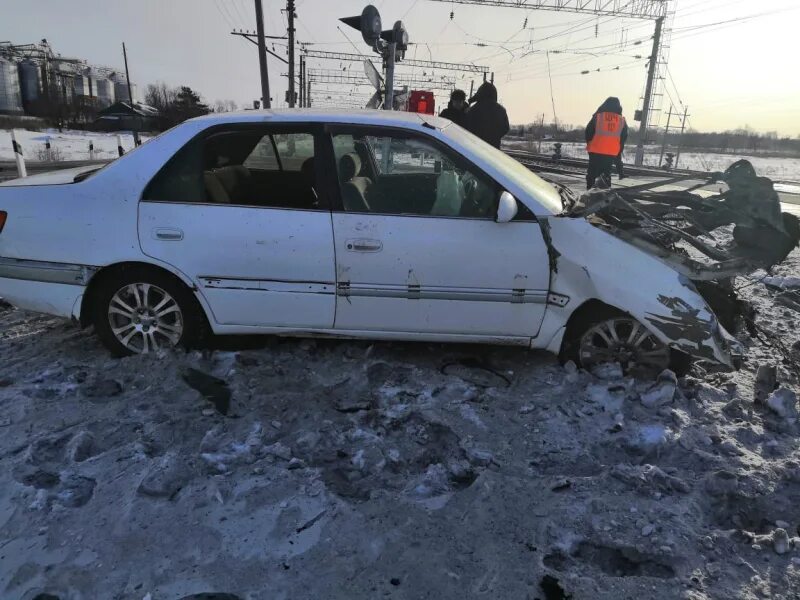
<box><xmin>766</xmin><ymin>388</ymin><xmax>798</xmax><ymax>419</ymax></box>
<box><xmin>754</xmin><ymin>365</ymin><xmax>779</xmax><ymax>405</ymax></box>
<box><xmin>641</xmin><ymin>370</ymin><xmax>678</xmax><ymax>408</ymax></box>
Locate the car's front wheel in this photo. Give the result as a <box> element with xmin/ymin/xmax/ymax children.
<box><xmin>92</xmin><ymin>267</ymin><xmax>206</xmax><ymax>357</ymax></box>
<box><xmin>576</xmin><ymin>316</ymin><xmax>672</xmax><ymax>373</ymax></box>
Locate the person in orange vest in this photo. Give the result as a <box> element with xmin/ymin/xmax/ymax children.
<box><xmin>585</xmin><ymin>97</ymin><xmax>628</xmax><ymax>189</ymax></box>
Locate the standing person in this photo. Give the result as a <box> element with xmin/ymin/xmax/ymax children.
<box><xmin>463</xmin><ymin>82</ymin><xmax>510</xmax><ymax>149</ymax></box>
<box><xmin>585</xmin><ymin>96</ymin><xmax>628</xmax><ymax>189</ymax></box>
<box><xmin>439</xmin><ymin>89</ymin><xmax>468</xmax><ymax>127</ymax></box>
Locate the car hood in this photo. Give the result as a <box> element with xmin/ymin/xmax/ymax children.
<box><xmin>0</xmin><ymin>164</ymin><xmax>105</xmax><ymax>187</ymax></box>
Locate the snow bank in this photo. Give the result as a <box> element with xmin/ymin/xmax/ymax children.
<box><xmin>0</xmin><ymin>128</ymin><xmax>150</xmax><ymax>162</ymax></box>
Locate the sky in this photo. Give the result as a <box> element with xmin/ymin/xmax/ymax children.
<box><xmin>3</xmin><ymin>0</ymin><xmax>799</xmax><ymax>136</ymax></box>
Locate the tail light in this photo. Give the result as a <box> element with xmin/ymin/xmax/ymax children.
<box><xmin>0</xmin><ymin>211</ymin><xmax>6</xmax><ymax>234</ymax></box>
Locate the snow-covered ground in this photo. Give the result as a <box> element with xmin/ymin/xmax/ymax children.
<box><xmin>0</xmin><ymin>129</ymin><xmax>149</xmax><ymax>163</ymax></box>
<box><xmin>507</xmin><ymin>139</ymin><xmax>800</xmax><ymax>182</ymax></box>
<box><xmin>1</xmin><ymin>246</ymin><xmax>799</xmax><ymax>598</ymax></box>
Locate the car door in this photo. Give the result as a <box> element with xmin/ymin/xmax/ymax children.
<box><xmin>139</xmin><ymin>123</ymin><xmax>336</xmax><ymax>329</ymax></box>
<box><xmin>325</xmin><ymin>125</ymin><xmax>551</xmax><ymax>339</ymax></box>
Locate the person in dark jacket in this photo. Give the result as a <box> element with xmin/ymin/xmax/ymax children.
<box><xmin>585</xmin><ymin>96</ymin><xmax>628</xmax><ymax>189</ymax></box>
<box><xmin>463</xmin><ymin>82</ymin><xmax>510</xmax><ymax>149</ymax></box>
<box><xmin>439</xmin><ymin>89</ymin><xmax>468</xmax><ymax>127</ymax></box>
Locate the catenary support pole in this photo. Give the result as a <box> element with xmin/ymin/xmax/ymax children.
<box><xmin>658</xmin><ymin>105</ymin><xmax>673</xmax><ymax>168</ymax></box>
<box><xmin>287</xmin><ymin>0</ymin><xmax>296</xmax><ymax>107</ymax></box>
<box><xmin>299</xmin><ymin>55</ymin><xmax>305</xmax><ymax>107</ymax></box>
<box><xmin>634</xmin><ymin>15</ymin><xmax>664</xmax><ymax>166</ymax></box>
<box><xmin>675</xmin><ymin>105</ymin><xmax>689</xmax><ymax>170</ymax></box>
<box><xmin>122</xmin><ymin>43</ymin><xmax>140</xmax><ymax>146</ymax></box>
<box><xmin>11</xmin><ymin>130</ymin><xmax>26</xmax><ymax>178</ymax></box>
<box><xmin>255</xmin><ymin>0</ymin><xmax>271</xmax><ymax>108</ymax></box>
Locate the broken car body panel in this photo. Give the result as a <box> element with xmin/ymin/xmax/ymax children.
<box><xmin>538</xmin><ymin>216</ymin><xmax>739</xmax><ymax>367</ymax></box>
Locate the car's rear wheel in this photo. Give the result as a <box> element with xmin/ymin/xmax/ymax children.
<box><xmin>92</xmin><ymin>267</ymin><xmax>206</xmax><ymax>357</ymax></box>
<box><xmin>577</xmin><ymin>316</ymin><xmax>672</xmax><ymax>373</ymax></box>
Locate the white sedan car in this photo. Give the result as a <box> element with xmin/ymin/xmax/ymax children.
<box><xmin>0</xmin><ymin>110</ymin><xmax>741</xmax><ymax>371</ymax></box>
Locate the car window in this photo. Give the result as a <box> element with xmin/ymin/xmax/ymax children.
<box><xmin>243</xmin><ymin>132</ymin><xmax>314</xmax><ymax>171</ymax></box>
<box><xmin>332</xmin><ymin>130</ymin><xmax>496</xmax><ymax>218</ymax></box>
<box><xmin>274</xmin><ymin>133</ymin><xmax>314</xmax><ymax>171</ymax></box>
<box><xmin>366</xmin><ymin>135</ymin><xmax>439</xmax><ymax>175</ymax></box>
<box><xmin>143</xmin><ymin>128</ymin><xmax>319</xmax><ymax>210</ymax></box>
<box><xmin>243</xmin><ymin>135</ymin><xmax>279</xmax><ymax>170</ymax></box>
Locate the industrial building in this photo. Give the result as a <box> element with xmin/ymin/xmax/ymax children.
<box><xmin>0</xmin><ymin>40</ymin><xmax>137</xmax><ymax>117</ymax></box>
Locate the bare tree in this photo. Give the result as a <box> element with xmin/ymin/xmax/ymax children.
<box><xmin>213</xmin><ymin>99</ymin><xmax>239</xmax><ymax>113</ymax></box>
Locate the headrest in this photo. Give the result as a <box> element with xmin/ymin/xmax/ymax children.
<box><xmin>339</xmin><ymin>153</ymin><xmax>361</xmax><ymax>182</ymax></box>
<box><xmin>301</xmin><ymin>156</ymin><xmax>315</xmax><ymax>180</ymax></box>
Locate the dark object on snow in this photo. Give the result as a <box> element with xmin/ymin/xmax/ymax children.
<box><xmin>178</xmin><ymin>595</ymin><xmax>243</xmax><ymax>600</ymax></box>
<box><xmin>182</xmin><ymin>368</ymin><xmax>231</xmax><ymax>415</ymax></box>
<box><xmin>463</xmin><ymin>82</ymin><xmax>510</xmax><ymax>148</ymax></box>
<box><xmin>540</xmin><ymin>575</ymin><xmax>571</xmax><ymax>600</ymax></box>
<box><xmin>0</xmin><ymin>298</ymin><xmax>11</xmax><ymax>311</ymax></box>
<box><xmin>85</xmin><ymin>378</ymin><xmax>122</xmax><ymax>399</ymax></box>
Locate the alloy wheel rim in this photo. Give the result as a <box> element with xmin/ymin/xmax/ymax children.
<box><xmin>107</xmin><ymin>283</ymin><xmax>183</xmax><ymax>353</ymax></box>
<box><xmin>579</xmin><ymin>317</ymin><xmax>670</xmax><ymax>373</ymax></box>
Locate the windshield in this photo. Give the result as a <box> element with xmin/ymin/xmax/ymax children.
<box><xmin>446</xmin><ymin>125</ymin><xmax>563</xmax><ymax>215</ymax></box>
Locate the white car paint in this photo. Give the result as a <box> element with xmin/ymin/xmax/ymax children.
<box><xmin>0</xmin><ymin>108</ymin><xmax>737</xmax><ymax>365</ymax></box>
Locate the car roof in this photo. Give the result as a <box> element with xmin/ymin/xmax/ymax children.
<box><xmin>187</xmin><ymin>108</ymin><xmax>452</xmax><ymax>131</ymax></box>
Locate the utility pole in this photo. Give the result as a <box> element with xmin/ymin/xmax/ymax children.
<box><xmin>306</xmin><ymin>78</ymin><xmax>311</xmax><ymax>107</ymax></box>
<box><xmin>635</xmin><ymin>15</ymin><xmax>664</xmax><ymax>166</ymax></box>
<box><xmin>287</xmin><ymin>0</ymin><xmax>296</xmax><ymax>107</ymax></box>
<box><xmin>254</xmin><ymin>0</ymin><xmax>271</xmax><ymax>108</ymax></box>
<box><xmin>658</xmin><ymin>105</ymin><xmax>672</xmax><ymax>168</ymax></box>
<box><xmin>122</xmin><ymin>42</ymin><xmax>140</xmax><ymax>146</ymax></box>
<box><xmin>675</xmin><ymin>105</ymin><xmax>689</xmax><ymax>170</ymax></box>
<box><xmin>384</xmin><ymin>42</ymin><xmax>396</xmax><ymax>111</ymax></box>
<box><xmin>299</xmin><ymin>55</ymin><xmax>305</xmax><ymax>108</ymax></box>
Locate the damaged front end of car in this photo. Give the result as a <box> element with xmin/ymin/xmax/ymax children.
<box><xmin>556</xmin><ymin>160</ymin><xmax>800</xmax><ymax>368</ymax></box>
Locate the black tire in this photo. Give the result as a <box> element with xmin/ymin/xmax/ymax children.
<box><xmin>91</xmin><ymin>266</ymin><xmax>209</xmax><ymax>357</ymax></box>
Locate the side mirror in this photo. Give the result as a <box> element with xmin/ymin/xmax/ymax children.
<box><xmin>496</xmin><ymin>191</ymin><xmax>518</xmax><ymax>223</ymax></box>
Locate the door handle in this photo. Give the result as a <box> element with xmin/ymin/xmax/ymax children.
<box><xmin>153</xmin><ymin>228</ymin><xmax>184</xmax><ymax>241</ymax></box>
<box><xmin>345</xmin><ymin>238</ymin><xmax>382</xmax><ymax>252</ymax></box>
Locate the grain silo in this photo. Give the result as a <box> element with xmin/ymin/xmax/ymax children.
<box><xmin>95</xmin><ymin>76</ymin><xmax>114</xmax><ymax>106</ymax></box>
<box><xmin>112</xmin><ymin>74</ymin><xmax>136</xmax><ymax>103</ymax></box>
<box><xmin>74</xmin><ymin>68</ymin><xmax>92</xmax><ymax>98</ymax></box>
<box><xmin>18</xmin><ymin>59</ymin><xmax>41</xmax><ymax>108</ymax></box>
<box><xmin>0</xmin><ymin>57</ymin><xmax>23</xmax><ymax>114</ymax></box>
